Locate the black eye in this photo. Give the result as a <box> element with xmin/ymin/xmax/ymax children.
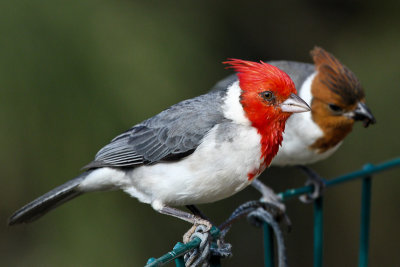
<box><xmin>328</xmin><ymin>104</ymin><xmax>342</xmax><ymax>112</ymax></box>
<box><xmin>261</xmin><ymin>91</ymin><xmax>274</xmax><ymax>101</ymax></box>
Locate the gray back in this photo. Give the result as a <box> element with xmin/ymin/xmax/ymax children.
<box><xmin>84</xmin><ymin>89</ymin><xmax>229</xmax><ymax>169</ymax></box>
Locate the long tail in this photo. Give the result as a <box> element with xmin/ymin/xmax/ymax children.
<box><xmin>8</xmin><ymin>173</ymin><xmax>88</xmax><ymax>225</ymax></box>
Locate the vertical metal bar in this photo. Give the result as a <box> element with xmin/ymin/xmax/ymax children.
<box><xmin>173</xmin><ymin>242</ymin><xmax>186</xmax><ymax>267</ymax></box>
<box><xmin>313</xmin><ymin>197</ymin><xmax>324</xmax><ymax>267</ymax></box>
<box><xmin>210</xmin><ymin>227</ymin><xmax>222</xmax><ymax>267</ymax></box>
<box><xmin>174</xmin><ymin>257</ymin><xmax>185</xmax><ymax>267</ymax></box>
<box><xmin>263</xmin><ymin>222</ymin><xmax>275</xmax><ymax>267</ymax></box>
<box><xmin>358</xmin><ymin>174</ymin><xmax>372</xmax><ymax>267</ymax></box>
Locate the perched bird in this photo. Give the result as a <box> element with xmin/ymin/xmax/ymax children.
<box><xmin>8</xmin><ymin>59</ymin><xmax>310</xmax><ymax>234</ymax></box>
<box><xmin>212</xmin><ymin>47</ymin><xmax>376</xmax><ymax>202</ymax></box>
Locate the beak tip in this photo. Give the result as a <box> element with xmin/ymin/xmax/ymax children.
<box><xmin>280</xmin><ymin>93</ymin><xmax>311</xmax><ymax>113</ymax></box>
<box><xmin>362</xmin><ymin>117</ymin><xmax>376</xmax><ymax>128</ymax></box>
<box><xmin>355</xmin><ymin>102</ymin><xmax>376</xmax><ymax>128</ymax></box>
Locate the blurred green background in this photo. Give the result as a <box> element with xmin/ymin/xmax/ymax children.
<box><xmin>1</xmin><ymin>1</ymin><xmax>399</xmax><ymax>266</ymax></box>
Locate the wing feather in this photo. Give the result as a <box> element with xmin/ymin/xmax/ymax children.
<box><xmin>84</xmin><ymin>89</ymin><xmax>228</xmax><ymax>169</ymax></box>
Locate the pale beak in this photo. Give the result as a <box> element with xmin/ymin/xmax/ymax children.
<box><xmin>280</xmin><ymin>93</ymin><xmax>311</xmax><ymax>113</ymax></box>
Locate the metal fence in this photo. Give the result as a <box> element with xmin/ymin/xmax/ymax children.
<box><xmin>145</xmin><ymin>157</ymin><xmax>400</xmax><ymax>267</ymax></box>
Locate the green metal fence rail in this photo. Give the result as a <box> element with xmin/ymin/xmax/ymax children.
<box><xmin>145</xmin><ymin>226</ymin><xmax>221</xmax><ymax>267</ymax></box>
<box><xmin>145</xmin><ymin>157</ymin><xmax>400</xmax><ymax>267</ymax></box>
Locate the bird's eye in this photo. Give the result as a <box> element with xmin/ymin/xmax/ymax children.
<box><xmin>328</xmin><ymin>104</ymin><xmax>342</xmax><ymax>113</ymax></box>
<box><xmin>261</xmin><ymin>91</ymin><xmax>274</xmax><ymax>101</ymax></box>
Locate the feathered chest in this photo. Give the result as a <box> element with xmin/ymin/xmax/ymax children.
<box><xmin>129</xmin><ymin>122</ymin><xmax>268</xmax><ymax>205</ymax></box>
<box><xmin>271</xmin><ymin>112</ymin><xmax>342</xmax><ymax>166</ymax></box>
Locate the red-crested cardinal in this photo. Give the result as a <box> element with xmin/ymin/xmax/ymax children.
<box><xmin>213</xmin><ymin>47</ymin><xmax>376</xmax><ymax>203</ymax></box>
<box><xmin>8</xmin><ymin>59</ymin><xmax>310</xmax><ymax>233</ymax></box>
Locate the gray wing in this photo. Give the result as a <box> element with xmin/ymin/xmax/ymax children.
<box><xmin>84</xmin><ymin>89</ymin><xmax>228</xmax><ymax>169</ymax></box>
<box><xmin>211</xmin><ymin>60</ymin><xmax>315</xmax><ymax>94</ymax></box>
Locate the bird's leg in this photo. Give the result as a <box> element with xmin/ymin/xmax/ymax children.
<box><xmin>185</xmin><ymin>206</ymin><xmax>235</xmax><ymax>260</ymax></box>
<box><xmin>251</xmin><ymin>180</ymin><xmax>290</xmax><ymax>228</ymax></box>
<box><xmin>159</xmin><ymin>205</ymin><xmax>230</xmax><ymax>264</ymax></box>
<box><xmin>184</xmin><ymin>224</ymin><xmax>213</xmax><ymax>266</ymax></box>
<box><xmin>186</xmin><ymin>205</ymin><xmax>211</xmax><ymax>221</ymax></box>
<box><xmin>252</xmin><ymin>179</ymin><xmax>285</xmax><ymax>212</ymax></box>
<box><xmin>297</xmin><ymin>165</ymin><xmax>326</xmax><ymax>203</ymax></box>
<box><xmin>184</xmin><ymin>205</ymin><xmax>215</xmax><ymax>245</ymax></box>
<box><xmin>158</xmin><ymin>206</ymin><xmax>213</xmax><ymax>243</ymax></box>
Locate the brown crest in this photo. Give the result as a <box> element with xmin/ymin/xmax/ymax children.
<box><xmin>311</xmin><ymin>47</ymin><xmax>365</xmax><ymax>105</ymax></box>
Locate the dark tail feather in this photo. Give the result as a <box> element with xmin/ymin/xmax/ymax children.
<box><xmin>8</xmin><ymin>173</ymin><xmax>88</xmax><ymax>225</ymax></box>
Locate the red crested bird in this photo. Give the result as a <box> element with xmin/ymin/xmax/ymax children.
<box><xmin>212</xmin><ymin>47</ymin><xmax>376</xmax><ymax>202</ymax></box>
<box><xmin>8</xmin><ymin>59</ymin><xmax>310</xmax><ymax>237</ymax></box>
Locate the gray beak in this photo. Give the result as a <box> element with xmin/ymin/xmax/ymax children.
<box><xmin>280</xmin><ymin>93</ymin><xmax>311</xmax><ymax>113</ymax></box>
<box><xmin>353</xmin><ymin>102</ymin><xmax>376</xmax><ymax>128</ymax></box>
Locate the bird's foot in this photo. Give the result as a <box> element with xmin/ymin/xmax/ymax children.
<box><xmin>210</xmin><ymin>239</ymin><xmax>232</xmax><ymax>259</ymax></box>
<box><xmin>157</xmin><ymin>205</ymin><xmax>213</xmax><ymax>244</ymax></box>
<box><xmin>184</xmin><ymin>224</ymin><xmax>232</xmax><ymax>266</ymax></box>
<box><xmin>297</xmin><ymin>165</ymin><xmax>326</xmax><ymax>203</ymax></box>
<box><xmin>183</xmin><ymin>219</ymin><xmax>213</xmax><ymax>244</ymax></box>
<box><xmin>251</xmin><ymin>179</ymin><xmax>285</xmax><ymax>211</ymax></box>
<box><xmin>250</xmin><ymin>179</ymin><xmax>290</xmax><ymax>231</ymax></box>
<box><xmin>183</xmin><ymin>225</ymin><xmax>213</xmax><ymax>266</ymax></box>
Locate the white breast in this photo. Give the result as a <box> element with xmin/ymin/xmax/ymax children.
<box><xmin>125</xmin><ymin>122</ymin><xmax>263</xmax><ymax>207</ymax></box>
<box><xmin>271</xmin><ymin>72</ymin><xmax>342</xmax><ymax>166</ymax></box>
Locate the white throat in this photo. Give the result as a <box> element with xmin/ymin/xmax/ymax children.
<box><xmin>299</xmin><ymin>71</ymin><xmax>316</xmax><ymax>106</ymax></box>
<box><xmin>222</xmin><ymin>81</ymin><xmax>252</xmax><ymax>126</ymax></box>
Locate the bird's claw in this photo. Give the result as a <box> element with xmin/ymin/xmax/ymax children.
<box><xmin>252</xmin><ymin>180</ymin><xmax>285</xmax><ymax>210</ymax></box>
<box><xmin>250</xmin><ymin>179</ymin><xmax>289</xmax><ymax>230</ymax></box>
<box><xmin>299</xmin><ymin>178</ymin><xmax>326</xmax><ymax>203</ymax></box>
<box><xmin>183</xmin><ymin>225</ymin><xmax>214</xmax><ymax>266</ymax></box>
<box><xmin>183</xmin><ymin>219</ymin><xmax>212</xmax><ymax>244</ymax></box>
<box><xmin>210</xmin><ymin>240</ymin><xmax>232</xmax><ymax>259</ymax></box>
<box><xmin>297</xmin><ymin>165</ymin><xmax>326</xmax><ymax>203</ymax></box>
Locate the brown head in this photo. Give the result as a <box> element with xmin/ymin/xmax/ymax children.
<box><xmin>309</xmin><ymin>47</ymin><xmax>376</xmax><ymax>153</ymax></box>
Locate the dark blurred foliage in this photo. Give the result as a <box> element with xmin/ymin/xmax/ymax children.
<box><xmin>1</xmin><ymin>1</ymin><xmax>399</xmax><ymax>266</ymax></box>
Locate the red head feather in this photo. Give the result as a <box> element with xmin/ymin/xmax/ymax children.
<box><xmin>224</xmin><ymin>59</ymin><xmax>296</xmax><ymax>97</ymax></box>
<box><xmin>224</xmin><ymin>59</ymin><xmax>298</xmax><ymax>179</ymax></box>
